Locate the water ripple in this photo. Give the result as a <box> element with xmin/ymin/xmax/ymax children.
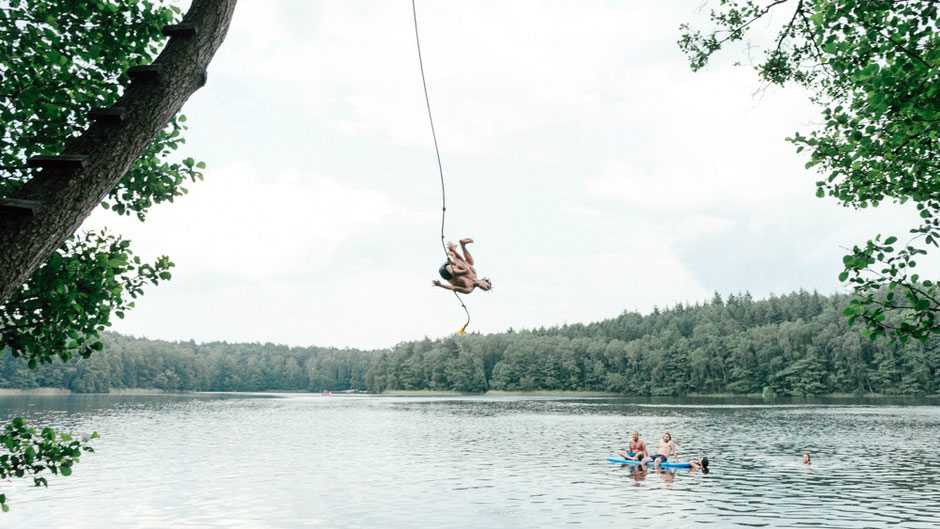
<box><xmin>1</xmin><ymin>395</ymin><xmax>938</xmax><ymax>528</ymax></box>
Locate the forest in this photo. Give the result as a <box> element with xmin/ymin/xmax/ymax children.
<box><xmin>2</xmin><ymin>290</ymin><xmax>938</xmax><ymax>397</ymax></box>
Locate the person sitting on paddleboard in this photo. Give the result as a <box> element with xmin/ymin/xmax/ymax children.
<box><xmin>642</xmin><ymin>432</ymin><xmax>678</xmax><ymax>470</ymax></box>
<box><xmin>432</xmin><ymin>238</ymin><xmax>492</xmax><ymax>294</ymax></box>
<box><xmin>619</xmin><ymin>430</ymin><xmax>648</xmax><ymax>461</ymax></box>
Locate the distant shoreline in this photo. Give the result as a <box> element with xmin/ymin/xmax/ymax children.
<box><xmin>0</xmin><ymin>388</ymin><xmax>619</xmax><ymax>397</ymax></box>
<box><xmin>684</xmin><ymin>392</ymin><xmax>940</xmax><ymax>399</ymax></box>
<box><xmin>0</xmin><ymin>388</ymin><xmax>166</xmax><ymax>396</ymax></box>
<box><xmin>1</xmin><ymin>387</ymin><xmax>937</xmax><ymax>399</ymax></box>
<box><xmin>381</xmin><ymin>389</ymin><xmax>621</xmax><ymax>397</ymax></box>
<box><xmin>381</xmin><ymin>390</ymin><xmax>940</xmax><ymax>399</ymax></box>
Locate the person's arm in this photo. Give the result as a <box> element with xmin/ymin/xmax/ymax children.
<box><xmin>672</xmin><ymin>443</ymin><xmax>679</xmax><ymax>461</ymax></box>
<box><xmin>432</xmin><ymin>280</ymin><xmax>457</xmax><ymax>290</ymax></box>
<box><xmin>432</xmin><ymin>280</ymin><xmax>473</xmax><ymax>294</ymax></box>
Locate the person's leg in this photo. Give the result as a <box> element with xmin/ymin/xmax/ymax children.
<box><xmin>653</xmin><ymin>455</ymin><xmax>663</xmax><ymax>470</ymax></box>
<box><xmin>459</xmin><ymin>238</ymin><xmax>475</xmax><ymax>265</ymax></box>
<box><xmin>448</xmin><ymin>251</ymin><xmax>471</xmax><ymax>274</ymax></box>
<box><xmin>448</xmin><ymin>250</ymin><xmax>479</xmax><ymax>281</ymax></box>
<box><xmin>449</xmin><ymin>241</ymin><xmax>475</xmax><ymax>267</ymax></box>
<box><xmin>618</xmin><ymin>450</ymin><xmax>630</xmax><ymax>459</ymax></box>
<box><xmin>446</xmin><ymin>242</ymin><xmax>463</xmax><ymax>262</ymax></box>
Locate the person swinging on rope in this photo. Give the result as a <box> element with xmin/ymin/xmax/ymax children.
<box><xmin>432</xmin><ymin>238</ymin><xmax>492</xmax><ymax>294</ymax></box>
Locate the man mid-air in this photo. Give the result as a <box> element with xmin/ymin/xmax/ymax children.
<box><xmin>432</xmin><ymin>238</ymin><xmax>492</xmax><ymax>294</ymax></box>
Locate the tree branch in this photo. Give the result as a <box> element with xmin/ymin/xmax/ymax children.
<box><xmin>0</xmin><ymin>0</ymin><xmax>239</xmax><ymax>305</ymax></box>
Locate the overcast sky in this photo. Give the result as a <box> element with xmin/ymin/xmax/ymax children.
<box><xmin>85</xmin><ymin>0</ymin><xmax>917</xmax><ymax>349</ymax></box>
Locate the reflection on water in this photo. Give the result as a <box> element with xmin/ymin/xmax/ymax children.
<box><xmin>1</xmin><ymin>394</ymin><xmax>938</xmax><ymax>528</ymax></box>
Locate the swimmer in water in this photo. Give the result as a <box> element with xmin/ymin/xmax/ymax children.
<box><xmin>802</xmin><ymin>453</ymin><xmax>811</xmax><ymax>465</ymax></box>
<box><xmin>688</xmin><ymin>457</ymin><xmax>709</xmax><ymax>473</ymax></box>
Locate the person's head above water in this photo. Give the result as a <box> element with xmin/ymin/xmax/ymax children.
<box><xmin>802</xmin><ymin>453</ymin><xmax>811</xmax><ymax>465</ymax></box>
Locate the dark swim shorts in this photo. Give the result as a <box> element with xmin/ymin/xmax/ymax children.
<box><xmin>652</xmin><ymin>454</ymin><xmax>667</xmax><ymax>462</ymax></box>
<box><xmin>439</xmin><ymin>263</ymin><xmax>453</xmax><ymax>280</ymax></box>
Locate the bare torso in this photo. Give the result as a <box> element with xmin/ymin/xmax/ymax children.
<box><xmin>446</xmin><ymin>256</ymin><xmax>478</xmax><ymax>293</ymax></box>
<box><xmin>629</xmin><ymin>439</ymin><xmax>647</xmax><ymax>454</ymax></box>
<box><xmin>656</xmin><ymin>439</ymin><xmax>677</xmax><ymax>458</ymax></box>
<box><xmin>447</xmin><ymin>275</ymin><xmax>474</xmax><ymax>293</ymax></box>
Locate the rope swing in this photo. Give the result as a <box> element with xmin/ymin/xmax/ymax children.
<box><xmin>410</xmin><ymin>0</ymin><xmax>471</xmax><ymax>335</ymax></box>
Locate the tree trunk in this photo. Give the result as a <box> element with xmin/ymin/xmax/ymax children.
<box><xmin>0</xmin><ymin>0</ymin><xmax>238</xmax><ymax>305</ymax></box>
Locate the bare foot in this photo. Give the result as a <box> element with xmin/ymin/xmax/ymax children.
<box><xmin>447</xmin><ymin>242</ymin><xmax>457</xmax><ymax>251</ymax></box>
<box><xmin>460</xmin><ymin>238</ymin><xmax>473</xmax><ymax>245</ymax></box>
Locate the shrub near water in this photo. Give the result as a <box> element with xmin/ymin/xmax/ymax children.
<box><xmin>0</xmin><ymin>419</ymin><xmax>98</xmax><ymax>512</ymax></box>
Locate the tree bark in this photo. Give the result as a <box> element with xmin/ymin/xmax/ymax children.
<box><xmin>0</xmin><ymin>0</ymin><xmax>238</xmax><ymax>305</ymax></box>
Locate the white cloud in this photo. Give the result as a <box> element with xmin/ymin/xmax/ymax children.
<box><xmin>82</xmin><ymin>162</ymin><xmax>444</xmax><ymax>347</ymax></box>
<box><xmin>68</xmin><ymin>0</ymin><xmax>924</xmax><ymax>348</ymax></box>
<box><xmin>88</xmin><ymin>162</ymin><xmax>429</xmax><ymax>279</ymax></box>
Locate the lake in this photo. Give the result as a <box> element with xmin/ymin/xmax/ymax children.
<box><xmin>1</xmin><ymin>394</ymin><xmax>938</xmax><ymax>528</ymax></box>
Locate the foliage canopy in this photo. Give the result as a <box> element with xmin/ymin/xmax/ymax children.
<box><xmin>7</xmin><ymin>291</ymin><xmax>937</xmax><ymax>398</ymax></box>
<box><xmin>0</xmin><ymin>0</ymin><xmax>201</xmax><ymax>509</ymax></box>
<box><xmin>679</xmin><ymin>0</ymin><xmax>940</xmax><ymax>343</ymax></box>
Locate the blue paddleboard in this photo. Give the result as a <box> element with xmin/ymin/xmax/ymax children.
<box><xmin>606</xmin><ymin>457</ymin><xmax>693</xmax><ymax>469</ymax></box>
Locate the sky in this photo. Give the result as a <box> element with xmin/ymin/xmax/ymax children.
<box><xmin>85</xmin><ymin>0</ymin><xmax>919</xmax><ymax>349</ymax></box>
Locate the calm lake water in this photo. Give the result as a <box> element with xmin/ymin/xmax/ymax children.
<box><xmin>1</xmin><ymin>394</ymin><xmax>938</xmax><ymax>528</ymax></box>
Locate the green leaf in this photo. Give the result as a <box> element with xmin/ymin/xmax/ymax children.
<box><xmin>677</xmin><ymin>0</ymin><xmax>940</xmax><ymax>344</ymax></box>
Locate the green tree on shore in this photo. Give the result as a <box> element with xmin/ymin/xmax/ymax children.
<box><xmin>680</xmin><ymin>0</ymin><xmax>939</xmax><ymax>342</ymax></box>
<box><xmin>6</xmin><ymin>291</ymin><xmax>937</xmax><ymax>398</ymax></box>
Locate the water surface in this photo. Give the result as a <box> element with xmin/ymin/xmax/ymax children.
<box><xmin>1</xmin><ymin>394</ymin><xmax>938</xmax><ymax>528</ymax></box>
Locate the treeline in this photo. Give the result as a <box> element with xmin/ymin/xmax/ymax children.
<box><xmin>2</xmin><ymin>291</ymin><xmax>938</xmax><ymax>396</ymax></box>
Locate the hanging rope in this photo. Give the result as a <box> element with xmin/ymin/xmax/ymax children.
<box><xmin>411</xmin><ymin>0</ymin><xmax>471</xmax><ymax>335</ymax></box>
